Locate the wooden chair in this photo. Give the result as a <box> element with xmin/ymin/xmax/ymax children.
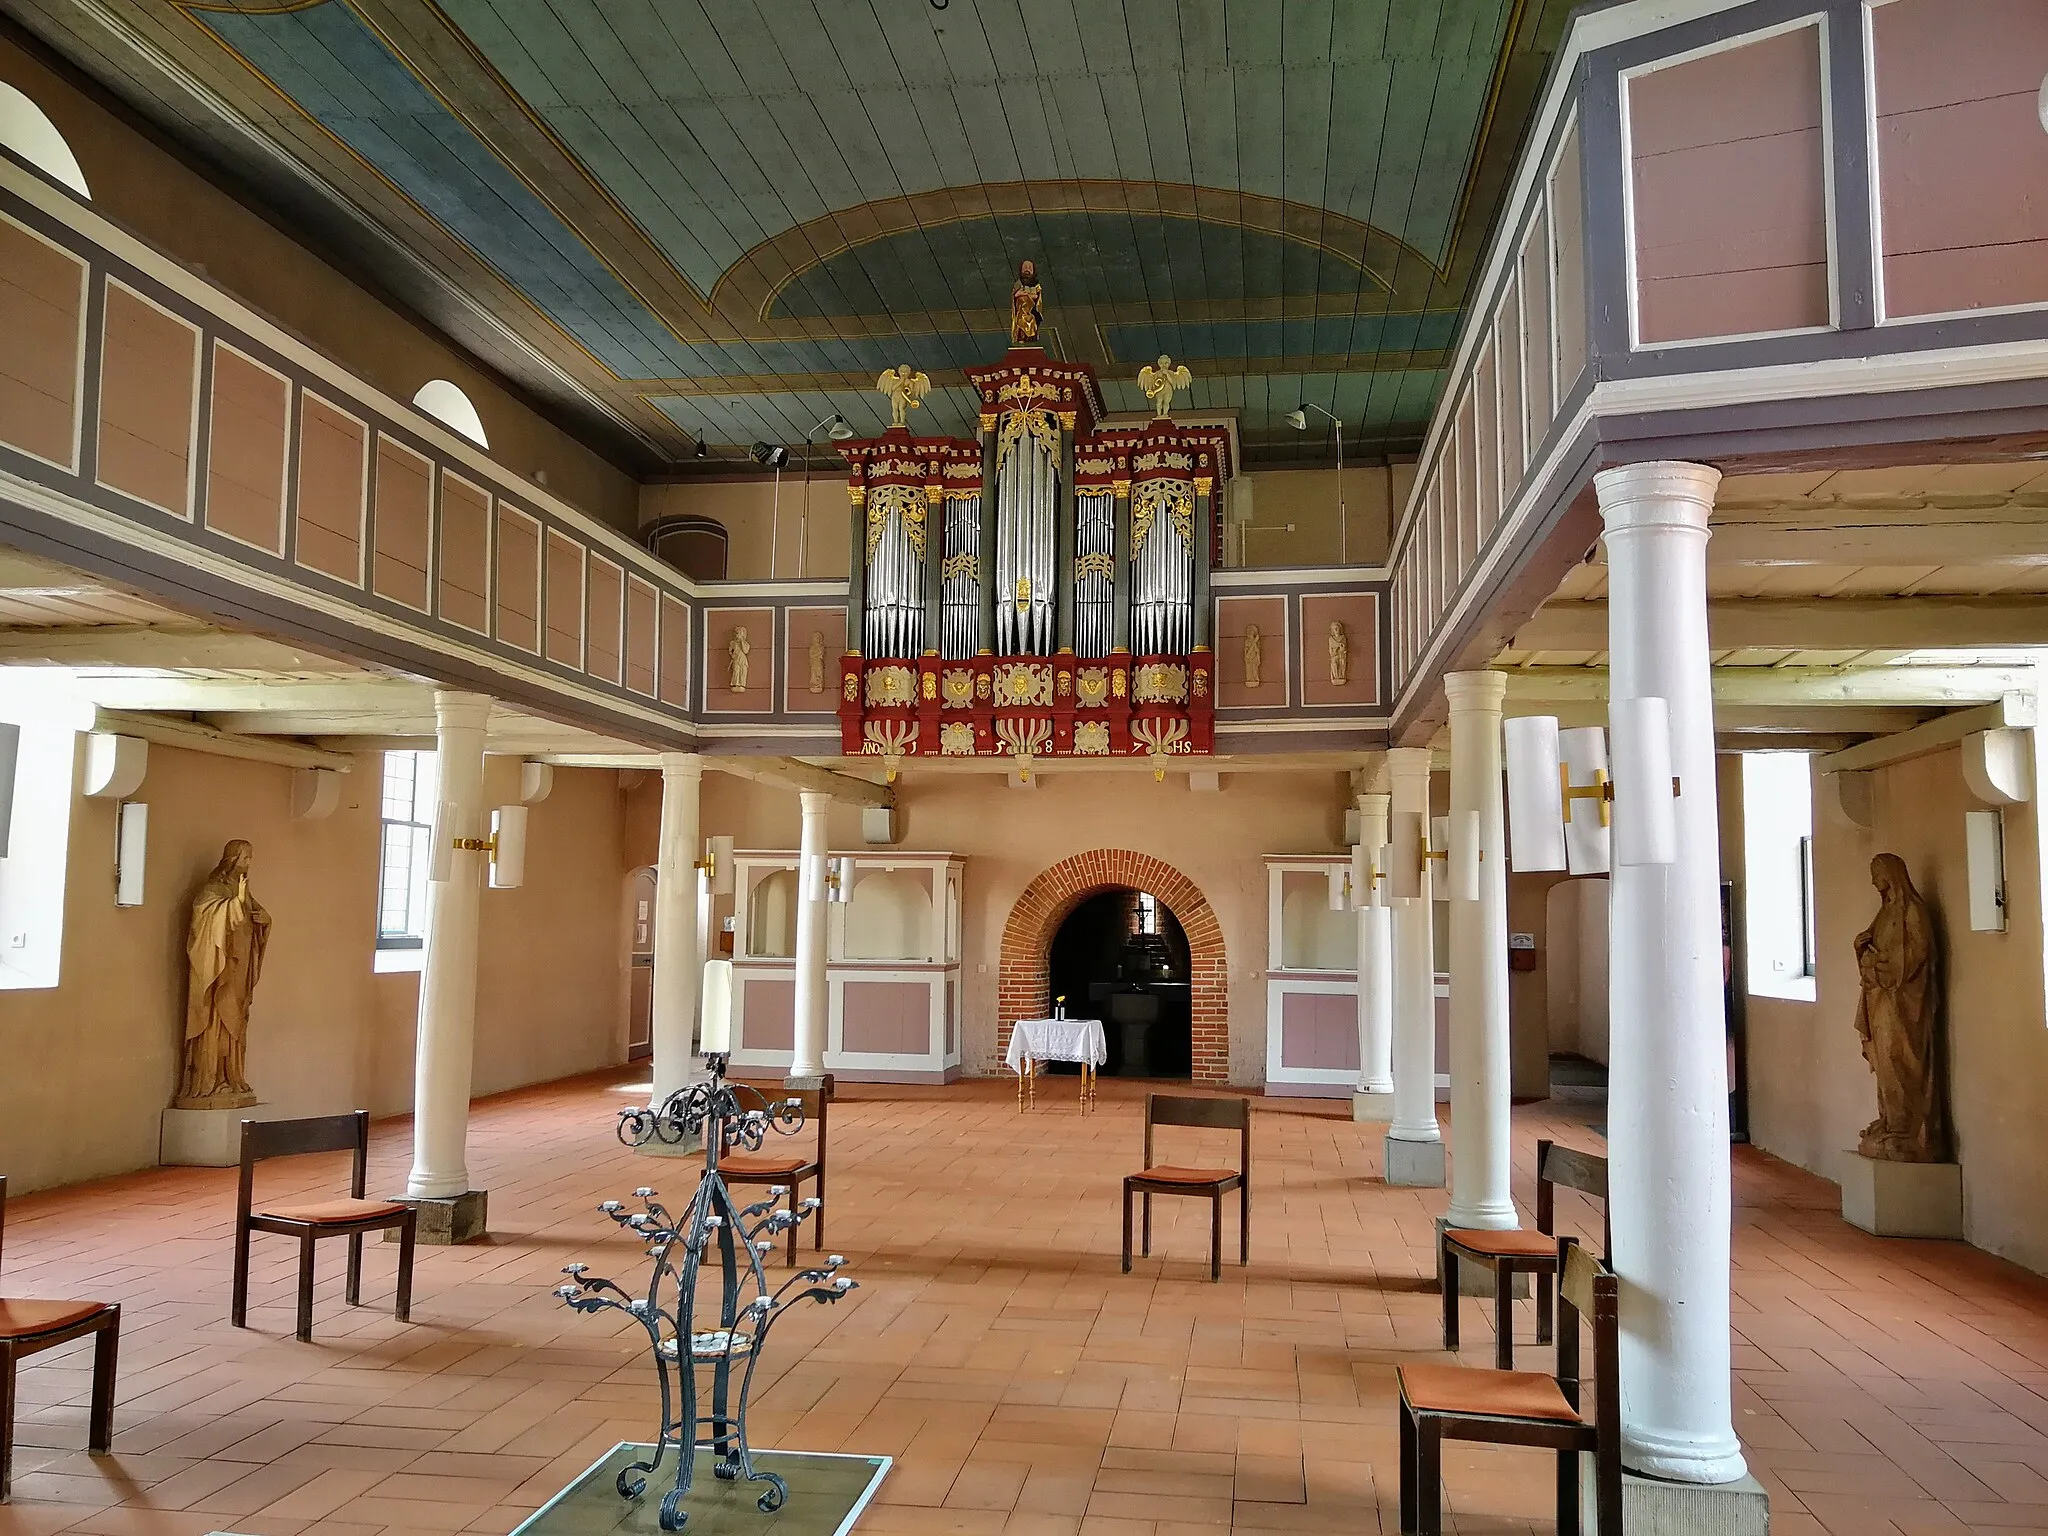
<box><xmin>1400</xmin><ymin>1237</ymin><xmax>1621</xmax><ymax>1536</ymax></box>
<box><xmin>1442</xmin><ymin>1138</ymin><xmax>1608</xmax><ymax>1369</ymax></box>
<box><xmin>0</xmin><ymin>1176</ymin><xmax>119</xmax><ymax>1502</ymax></box>
<box><xmin>1121</xmin><ymin>1093</ymin><xmax>1250</xmax><ymax>1282</ymax></box>
<box><xmin>232</xmin><ymin>1112</ymin><xmax>415</xmax><ymax>1343</ymax></box>
<box><xmin>721</xmin><ymin>1078</ymin><xmax>831</xmax><ymax>1265</ymax></box>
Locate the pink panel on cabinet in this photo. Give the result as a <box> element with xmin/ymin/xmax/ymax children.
<box><xmin>1279</xmin><ymin>991</ymin><xmax>1360</xmax><ymax>1072</ymax></box>
<box><xmin>1630</xmin><ymin>25</ymin><xmax>1829</xmax><ymax>343</ymax></box>
<box><xmin>740</xmin><ymin>977</ymin><xmax>795</xmax><ymax>1054</ymax></box>
<box><xmin>841</xmin><ymin>980</ymin><xmax>930</xmax><ymax>1055</ymax></box>
<box><xmin>1873</xmin><ymin>0</ymin><xmax>2048</xmax><ymax>317</ymax></box>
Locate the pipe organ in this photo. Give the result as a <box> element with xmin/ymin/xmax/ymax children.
<box><xmin>838</xmin><ymin>304</ymin><xmax>1231</xmax><ymax>771</ymax></box>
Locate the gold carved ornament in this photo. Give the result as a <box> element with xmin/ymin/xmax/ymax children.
<box><xmin>1111</xmin><ymin>669</ymin><xmax>1127</xmax><ymax>698</ymax></box>
<box><xmin>940</xmin><ymin>720</ymin><xmax>976</xmax><ymax>756</ymax></box>
<box><xmin>1073</xmin><ymin>721</ymin><xmax>1111</xmax><ymax>756</ymax></box>
<box><xmin>941</xmin><ymin>550</ymin><xmax>977</xmax><ymax>584</ymax></box>
<box><xmin>1075</xmin><ymin>668</ymin><xmax>1110</xmax><ymax>707</ymax></box>
<box><xmin>864</xmin><ymin>665</ymin><xmax>916</xmax><ymax>706</ymax></box>
<box><xmin>996</xmin><ymin>373</ymin><xmax>1061</xmax><ymax>407</ymax></box>
<box><xmin>865</xmin><ymin>482</ymin><xmax>928</xmax><ymax>563</ymax></box>
<box><xmin>1014</xmin><ymin>575</ymin><xmax>1032</xmax><ymax>614</ymax></box>
<box><xmin>996</xmin><ymin>407</ymin><xmax>1060</xmax><ymax>470</ymax></box>
<box><xmin>975</xmin><ymin>672</ymin><xmax>992</xmax><ymax>700</ymax></box>
<box><xmin>941</xmin><ymin>668</ymin><xmax>976</xmax><ymax>706</ymax></box>
<box><xmin>875</xmin><ymin>364</ymin><xmax>930</xmax><ymax>429</ymax></box>
<box><xmin>1129</xmin><ymin>478</ymin><xmax>1194</xmax><ymax>555</ymax></box>
<box><xmin>1074</xmin><ymin>551</ymin><xmax>1114</xmax><ymax>581</ymax></box>
<box><xmin>843</xmin><ymin>673</ymin><xmax>858</xmax><ymax>702</ymax></box>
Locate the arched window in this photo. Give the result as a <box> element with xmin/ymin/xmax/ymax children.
<box><xmin>411</xmin><ymin>379</ymin><xmax>488</xmax><ymax>448</ymax></box>
<box><xmin>0</xmin><ymin>83</ymin><xmax>89</xmax><ymax>198</ymax></box>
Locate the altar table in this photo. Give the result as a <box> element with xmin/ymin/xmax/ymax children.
<box><xmin>1006</xmin><ymin>1016</ymin><xmax>1107</xmax><ymax>1111</ymax></box>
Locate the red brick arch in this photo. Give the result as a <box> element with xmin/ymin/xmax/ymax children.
<box><xmin>997</xmin><ymin>849</ymin><xmax>1229</xmax><ymax>1085</ymax></box>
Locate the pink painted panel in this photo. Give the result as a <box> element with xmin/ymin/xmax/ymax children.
<box><xmin>204</xmin><ymin>345</ymin><xmax>287</xmax><ymax>553</ymax></box>
<box><xmin>740</xmin><ymin>976</ymin><xmax>795</xmax><ymax>1054</ymax></box>
<box><xmin>1299</xmin><ymin>593</ymin><xmax>1379</xmax><ymax>707</ymax></box>
<box><xmin>98</xmin><ymin>282</ymin><xmax>196</xmax><ymax>516</ymax></box>
<box><xmin>659</xmin><ymin>594</ymin><xmax>691</xmax><ymax>704</ymax></box>
<box><xmin>841</xmin><ymin>979</ymin><xmax>931</xmax><ymax>1056</ymax></box>
<box><xmin>496</xmin><ymin>505</ymin><xmax>540</xmax><ymax>653</ymax></box>
<box><xmin>1214</xmin><ymin>594</ymin><xmax>1286</xmax><ymax>709</ymax></box>
<box><xmin>1631</xmin><ymin>26</ymin><xmax>1828</xmax><ymax>342</ymax></box>
<box><xmin>587</xmin><ymin>555</ymin><xmax>623</xmax><ymax>684</ymax></box>
<box><xmin>437</xmin><ymin>474</ymin><xmax>490</xmax><ymax>633</ymax></box>
<box><xmin>945</xmin><ymin>979</ymin><xmax>956</xmax><ymax>1055</ymax></box>
<box><xmin>1551</xmin><ymin>126</ymin><xmax>1588</xmax><ymax>384</ymax></box>
<box><xmin>372</xmin><ymin>438</ymin><xmax>432</xmax><ymax>610</ymax></box>
<box><xmin>545</xmin><ymin>530</ymin><xmax>585</xmax><ymax>667</ymax></box>
<box><xmin>784</xmin><ymin>606</ymin><xmax>847</xmax><ymax>714</ymax></box>
<box><xmin>704</xmin><ymin>607</ymin><xmax>773</xmax><ymax>713</ymax></box>
<box><xmin>625</xmin><ymin>577</ymin><xmax>658</xmax><ymax>695</ymax></box>
<box><xmin>1874</xmin><ymin>0</ymin><xmax>2048</xmax><ymax>316</ymax></box>
<box><xmin>0</xmin><ymin>220</ymin><xmax>84</xmax><ymax>469</ymax></box>
<box><xmin>294</xmin><ymin>395</ymin><xmax>367</xmax><ymax>583</ymax></box>
<box><xmin>1279</xmin><ymin>990</ymin><xmax>1359</xmax><ymax>1073</ymax></box>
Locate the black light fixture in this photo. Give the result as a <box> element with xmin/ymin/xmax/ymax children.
<box><xmin>748</xmin><ymin>442</ymin><xmax>790</xmax><ymax>469</ymax></box>
<box><xmin>692</xmin><ymin>435</ymin><xmax>707</xmax><ymax>459</ymax></box>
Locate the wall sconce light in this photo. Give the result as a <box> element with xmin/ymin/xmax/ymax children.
<box><xmin>1503</xmin><ymin>702</ymin><xmax>1677</xmax><ymax>872</ymax></box>
<box><xmin>696</xmin><ymin>834</ymin><xmax>735</xmax><ymax>896</ymax></box>
<box><xmin>114</xmin><ymin>800</ymin><xmax>146</xmax><ymax>908</ymax></box>
<box><xmin>827</xmin><ymin>855</ymin><xmax>856</xmax><ymax>905</ymax></box>
<box><xmin>1966</xmin><ymin>809</ymin><xmax>2007</xmax><ymax>933</ymax></box>
<box><xmin>432</xmin><ymin>801</ymin><xmax>528</xmax><ymax>887</ymax></box>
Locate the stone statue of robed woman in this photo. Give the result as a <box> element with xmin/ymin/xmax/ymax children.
<box><xmin>176</xmin><ymin>839</ymin><xmax>270</xmax><ymax>1109</ymax></box>
<box><xmin>1853</xmin><ymin>853</ymin><xmax>1947</xmax><ymax>1162</ymax></box>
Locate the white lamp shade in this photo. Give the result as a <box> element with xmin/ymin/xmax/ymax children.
<box><xmin>1559</xmin><ymin>726</ymin><xmax>1612</xmax><ymax>875</ymax></box>
<box><xmin>1389</xmin><ymin>811</ymin><xmax>1424</xmax><ymax>900</ymax></box>
<box><xmin>1611</xmin><ymin>695</ymin><xmax>1677</xmax><ymax>867</ymax></box>
<box><xmin>1448</xmin><ymin>809</ymin><xmax>1482</xmax><ymax>903</ymax></box>
<box><xmin>1503</xmin><ymin>715</ymin><xmax>1566</xmax><ymax>872</ymax></box>
<box><xmin>489</xmin><ymin>804</ymin><xmax>528</xmax><ymax>889</ymax></box>
<box><xmin>114</xmin><ymin>800</ymin><xmax>146</xmax><ymax>908</ymax></box>
<box><xmin>1428</xmin><ymin>817</ymin><xmax>1451</xmax><ymax>899</ymax></box>
<box><xmin>699</xmin><ymin>959</ymin><xmax>734</xmax><ymax>1053</ymax></box>
<box><xmin>830</xmin><ymin>855</ymin><xmax>856</xmax><ymax>904</ymax></box>
<box><xmin>1350</xmin><ymin>841</ymin><xmax>1372</xmax><ymax>903</ymax></box>
<box><xmin>706</xmin><ymin>835</ymin><xmax>735</xmax><ymax>896</ymax></box>
<box><xmin>1327</xmin><ymin>866</ymin><xmax>1349</xmax><ymax>911</ymax></box>
<box><xmin>1966</xmin><ymin>809</ymin><xmax>2007</xmax><ymax>932</ymax></box>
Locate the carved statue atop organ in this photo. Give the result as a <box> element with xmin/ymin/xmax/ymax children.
<box><xmin>838</xmin><ymin>267</ymin><xmax>1231</xmax><ymax>773</ymax></box>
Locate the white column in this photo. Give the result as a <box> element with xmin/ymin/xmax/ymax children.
<box><xmin>1355</xmin><ymin>791</ymin><xmax>1394</xmax><ymax>1096</ymax></box>
<box><xmin>1386</xmin><ymin>747</ymin><xmax>1441</xmax><ymax>1145</ymax></box>
<box><xmin>650</xmin><ymin>754</ymin><xmax>704</xmax><ymax>1103</ymax></box>
<box><xmin>407</xmin><ymin>691</ymin><xmax>490</xmax><ymax>1200</ymax></box>
<box><xmin>1598</xmin><ymin>461</ymin><xmax>1747</xmax><ymax>1484</ymax></box>
<box><xmin>1444</xmin><ymin>670</ymin><xmax>1517</xmax><ymax>1230</ymax></box>
<box><xmin>790</xmin><ymin>790</ymin><xmax>830</xmax><ymax>1080</ymax></box>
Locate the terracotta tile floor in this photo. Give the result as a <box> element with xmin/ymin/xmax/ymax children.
<box><xmin>5</xmin><ymin>1072</ymin><xmax>2048</xmax><ymax>1535</ymax></box>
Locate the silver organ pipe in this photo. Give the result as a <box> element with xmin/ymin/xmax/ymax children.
<box><xmin>994</xmin><ymin>409</ymin><xmax>1057</xmax><ymax>656</ymax></box>
<box><xmin>1074</xmin><ymin>491</ymin><xmax>1115</xmax><ymax>658</ymax></box>
<box><xmin>862</xmin><ymin>485</ymin><xmax>926</xmax><ymax>660</ymax></box>
<box><xmin>1130</xmin><ymin>479</ymin><xmax>1194</xmax><ymax>657</ymax></box>
<box><xmin>941</xmin><ymin>493</ymin><xmax>980</xmax><ymax>660</ymax></box>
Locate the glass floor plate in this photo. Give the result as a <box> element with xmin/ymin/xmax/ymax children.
<box><xmin>511</xmin><ymin>1446</ymin><xmax>892</xmax><ymax>1536</ymax></box>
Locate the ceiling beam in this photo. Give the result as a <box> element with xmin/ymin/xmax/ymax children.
<box><xmin>709</xmin><ymin>757</ymin><xmax>893</xmax><ymax>808</ymax></box>
<box><xmin>0</xmin><ymin>624</ymin><xmax>361</xmax><ymax>671</ymax></box>
<box><xmin>1501</xmin><ymin>665</ymin><xmax>2038</xmax><ymax>708</ymax></box>
<box><xmin>94</xmin><ymin>709</ymin><xmax>354</xmax><ymax>772</ymax></box>
<box><xmin>67</xmin><ymin>676</ymin><xmax>430</xmax><ymax>714</ymax></box>
<box><xmin>1513</xmin><ymin>597</ymin><xmax>2048</xmax><ymax>654</ymax></box>
<box><xmin>1706</xmin><ymin>516</ymin><xmax>2048</xmax><ymax>568</ymax></box>
<box><xmin>1815</xmin><ymin>693</ymin><xmax>2037</xmax><ymax>775</ymax></box>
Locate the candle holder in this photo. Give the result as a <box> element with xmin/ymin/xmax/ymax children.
<box><xmin>562</xmin><ymin>1055</ymin><xmax>857</xmax><ymax>1530</ymax></box>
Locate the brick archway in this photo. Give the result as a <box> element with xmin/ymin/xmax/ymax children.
<box><xmin>998</xmin><ymin>849</ymin><xmax>1229</xmax><ymax>1085</ymax></box>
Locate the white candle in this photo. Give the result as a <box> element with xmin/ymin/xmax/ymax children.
<box><xmin>699</xmin><ymin>959</ymin><xmax>733</xmax><ymax>1053</ymax></box>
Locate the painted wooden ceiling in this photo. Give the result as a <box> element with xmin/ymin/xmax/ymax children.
<box><xmin>10</xmin><ymin>0</ymin><xmax>1577</xmax><ymax>470</ymax></box>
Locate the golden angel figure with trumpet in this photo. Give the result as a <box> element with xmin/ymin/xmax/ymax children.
<box><xmin>876</xmin><ymin>363</ymin><xmax>932</xmax><ymax>430</ymax></box>
<box><xmin>1138</xmin><ymin>355</ymin><xmax>1192</xmax><ymax>419</ymax></box>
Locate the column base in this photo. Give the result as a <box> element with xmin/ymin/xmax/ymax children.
<box><xmin>785</xmin><ymin>1073</ymin><xmax>829</xmax><ymax>1092</ymax></box>
<box><xmin>1840</xmin><ymin>1152</ymin><xmax>1963</xmax><ymax>1239</ymax></box>
<box><xmin>384</xmin><ymin>1190</ymin><xmax>488</xmax><ymax>1245</ymax></box>
<box><xmin>1352</xmin><ymin>1089</ymin><xmax>1395</xmax><ymax>1124</ymax></box>
<box><xmin>1385</xmin><ymin>1135</ymin><xmax>1446</xmax><ymax>1187</ymax></box>
<box><xmin>1588</xmin><ymin>1464</ymin><xmax>1770</xmax><ymax>1535</ymax></box>
<box><xmin>632</xmin><ymin>1131</ymin><xmax>705</xmax><ymax>1158</ymax></box>
<box><xmin>161</xmin><ymin>1103</ymin><xmax>273</xmax><ymax>1166</ymax></box>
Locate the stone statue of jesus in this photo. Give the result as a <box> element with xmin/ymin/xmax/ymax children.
<box><xmin>177</xmin><ymin>840</ymin><xmax>269</xmax><ymax>1109</ymax></box>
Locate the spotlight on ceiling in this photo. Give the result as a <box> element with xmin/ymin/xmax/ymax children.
<box><xmin>692</xmin><ymin>436</ymin><xmax>708</xmax><ymax>458</ymax></box>
<box><xmin>1286</xmin><ymin>407</ymin><xmax>1309</xmax><ymax>431</ymax></box>
<box><xmin>827</xmin><ymin>414</ymin><xmax>855</xmax><ymax>442</ymax></box>
<box><xmin>749</xmin><ymin>442</ymin><xmax>791</xmax><ymax>469</ymax></box>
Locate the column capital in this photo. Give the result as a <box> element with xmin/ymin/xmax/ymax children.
<box><xmin>1355</xmin><ymin>791</ymin><xmax>1391</xmax><ymax>817</ymax></box>
<box><xmin>1385</xmin><ymin>746</ymin><xmax>1433</xmax><ymax>784</ymax></box>
<box><xmin>432</xmin><ymin>690</ymin><xmax>493</xmax><ymax>731</ymax></box>
<box><xmin>1443</xmin><ymin>669</ymin><xmax>1508</xmax><ymax>711</ymax></box>
<box><xmin>1594</xmin><ymin>461</ymin><xmax>1720</xmax><ymax>535</ymax></box>
<box><xmin>799</xmin><ymin>789</ymin><xmax>832</xmax><ymax>816</ymax></box>
<box><xmin>659</xmin><ymin>752</ymin><xmax>704</xmax><ymax>782</ymax></box>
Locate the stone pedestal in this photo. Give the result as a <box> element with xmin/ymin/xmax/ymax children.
<box><xmin>1587</xmin><ymin>1463</ymin><xmax>1771</xmax><ymax>1534</ymax></box>
<box><xmin>633</xmin><ymin>1133</ymin><xmax>704</xmax><ymax>1158</ymax></box>
<box><xmin>1385</xmin><ymin>1134</ymin><xmax>1446</xmax><ymax>1188</ymax></box>
<box><xmin>1840</xmin><ymin>1152</ymin><xmax>1963</xmax><ymax>1239</ymax></box>
<box><xmin>160</xmin><ymin>1103</ymin><xmax>267</xmax><ymax>1167</ymax></box>
<box><xmin>1352</xmin><ymin>1089</ymin><xmax>1395</xmax><ymax>1124</ymax></box>
<box><xmin>384</xmin><ymin>1189</ymin><xmax>488</xmax><ymax>1245</ymax></box>
<box><xmin>785</xmin><ymin>1074</ymin><xmax>829</xmax><ymax>1093</ymax></box>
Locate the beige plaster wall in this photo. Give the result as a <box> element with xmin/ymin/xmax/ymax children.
<box><xmin>640</xmin><ymin>478</ymin><xmax>852</xmax><ymax>582</ymax></box>
<box><xmin>627</xmin><ymin>767</ymin><xmax>1357</xmax><ymax>1086</ymax></box>
<box><xmin>0</xmin><ymin>744</ymin><xmax>629</xmax><ymax>1194</ymax></box>
<box><xmin>1738</xmin><ymin>747</ymin><xmax>2048</xmax><ymax>1274</ymax></box>
<box><xmin>1506</xmin><ymin>870</ymin><xmax>1571</xmax><ymax>1098</ymax></box>
<box><xmin>1228</xmin><ymin>463</ymin><xmax>1413</xmax><ymax>569</ymax></box>
<box><xmin>0</xmin><ymin>37</ymin><xmax>640</xmax><ymax>533</ymax></box>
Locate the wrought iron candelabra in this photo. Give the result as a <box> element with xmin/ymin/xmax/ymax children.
<box><xmin>557</xmin><ymin>1055</ymin><xmax>857</xmax><ymax>1531</ymax></box>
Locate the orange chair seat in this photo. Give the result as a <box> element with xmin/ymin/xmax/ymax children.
<box><xmin>1399</xmin><ymin>1362</ymin><xmax>1583</xmax><ymax>1423</ymax></box>
<box><xmin>258</xmin><ymin>1198</ymin><xmax>408</xmax><ymax>1225</ymax></box>
<box><xmin>0</xmin><ymin>1297</ymin><xmax>109</xmax><ymax>1338</ymax></box>
<box><xmin>1445</xmin><ymin>1227</ymin><xmax>1560</xmax><ymax>1259</ymax></box>
<box><xmin>1131</xmin><ymin>1165</ymin><xmax>1239</xmax><ymax>1186</ymax></box>
<box><xmin>721</xmin><ymin>1155</ymin><xmax>812</xmax><ymax>1179</ymax></box>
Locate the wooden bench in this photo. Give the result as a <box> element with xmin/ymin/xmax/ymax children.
<box><xmin>1441</xmin><ymin>1138</ymin><xmax>1608</xmax><ymax>1369</ymax></box>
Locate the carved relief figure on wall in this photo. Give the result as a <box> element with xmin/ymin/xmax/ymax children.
<box><xmin>1242</xmin><ymin>623</ymin><xmax>1263</xmax><ymax>689</ymax></box>
<box><xmin>807</xmin><ymin>631</ymin><xmax>826</xmax><ymax>694</ymax></box>
<box><xmin>177</xmin><ymin>840</ymin><xmax>269</xmax><ymax>1109</ymax></box>
<box><xmin>1327</xmin><ymin>620</ymin><xmax>1349</xmax><ymax>686</ymax></box>
<box><xmin>1010</xmin><ymin>258</ymin><xmax>1043</xmax><ymax>345</ymax></box>
<box><xmin>727</xmin><ymin>626</ymin><xmax>751</xmax><ymax>693</ymax></box>
<box><xmin>1853</xmin><ymin>853</ymin><xmax>1948</xmax><ymax>1162</ymax></box>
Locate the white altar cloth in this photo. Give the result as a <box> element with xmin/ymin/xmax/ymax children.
<box><xmin>1005</xmin><ymin>1016</ymin><xmax>1108</xmax><ymax>1074</ymax></box>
